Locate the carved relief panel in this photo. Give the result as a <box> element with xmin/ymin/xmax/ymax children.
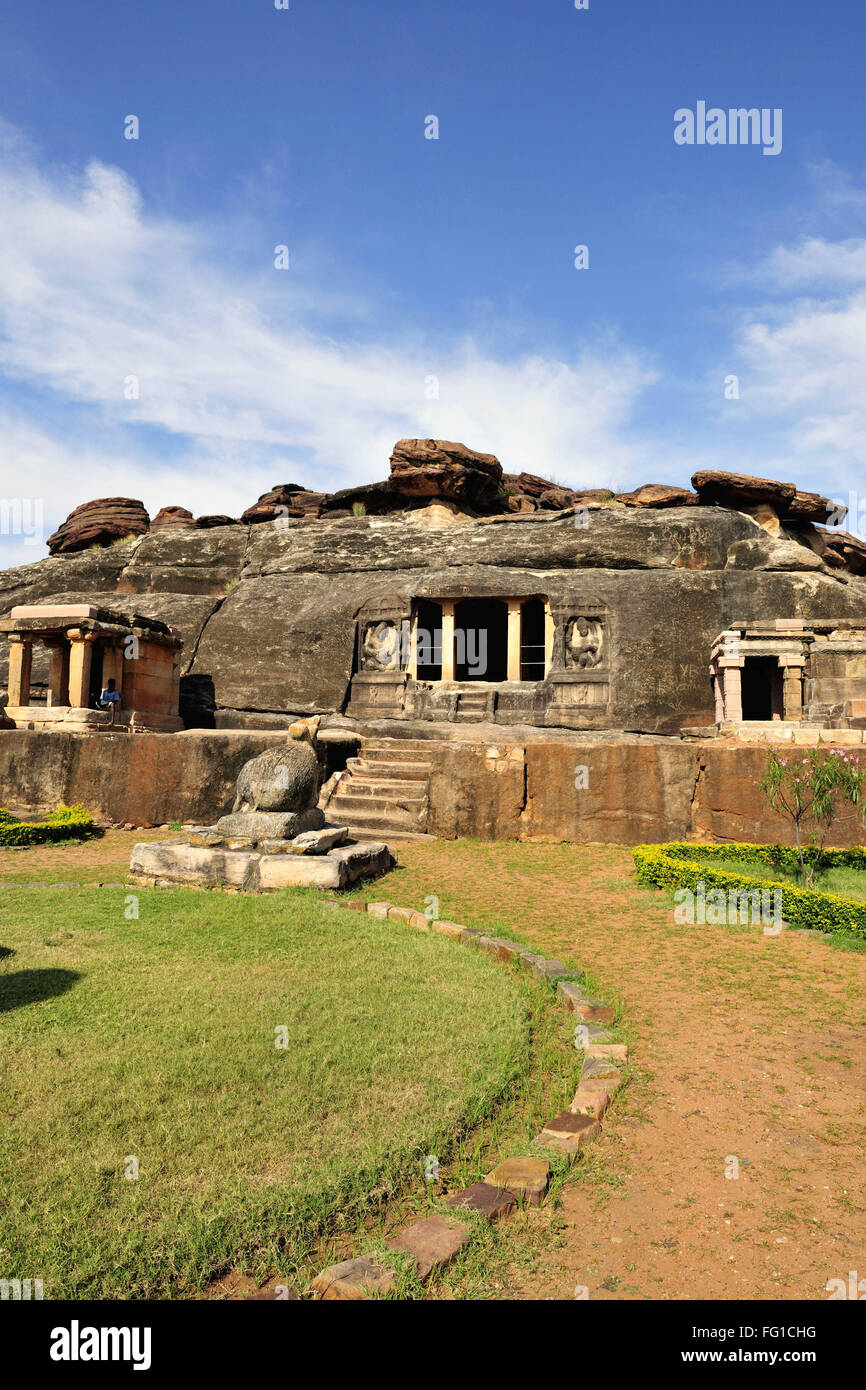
<box><xmin>564</xmin><ymin>616</ymin><xmax>605</xmax><ymax>670</ymax></box>
<box><xmin>360</xmin><ymin>620</ymin><xmax>402</xmax><ymax>671</ymax></box>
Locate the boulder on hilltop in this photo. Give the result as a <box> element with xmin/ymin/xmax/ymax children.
<box><xmin>617</xmin><ymin>484</ymin><xmax>698</xmax><ymax>508</ymax></box>
<box><xmin>242</xmin><ymin>485</ymin><xmax>330</xmax><ymax>523</ymax></box>
<box><xmin>389</xmin><ymin>438</ymin><xmax>504</xmax><ymax>510</ymax></box>
<box><xmin>691</xmin><ymin>470</ymin><xmax>842</xmax><ymax>525</ymax></box>
<box><xmin>47</xmin><ymin>497</ymin><xmax>150</xmax><ymax>556</ymax></box>
<box><xmin>150</xmin><ymin>506</ymin><xmax>196</xmax><ymax>533</ymax></box>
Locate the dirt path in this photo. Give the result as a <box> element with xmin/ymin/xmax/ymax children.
<box><xmin>386</xmin><ymin>841</ymin><xmax>866</xmax><ymax>1301</ymax></box>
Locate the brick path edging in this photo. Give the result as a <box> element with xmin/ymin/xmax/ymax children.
<box><xmin>304</xmin><ymin>898</ymin><xmax>629</xmax><ymax>1301</ymax></box>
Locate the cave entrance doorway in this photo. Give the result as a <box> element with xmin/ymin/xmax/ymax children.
<box><xmin>741</xmin><ymin>657</ymin><xmax>783</xmax><ymax>721</ymax></box>
<box><xmin>454</xmin><ymin>598</ymin><xmax>507</xmax><ymax>682</ymax></box>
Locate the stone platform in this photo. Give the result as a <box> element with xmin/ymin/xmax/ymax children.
<box><xmin>129</xmin><ymin>835</ymin><xmax>395</xmax><ymax>891</ymax></box>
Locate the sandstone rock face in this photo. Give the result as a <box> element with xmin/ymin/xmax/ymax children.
<box><xmin>389</xmin><ymin>438</ymin><xmax>504</xmax><ymax>509</ymax></box>
<box><xmin>691</xmin><ymin>471</ymin><xmax>843</xmax><ymax>527</ymax></box>
<box><xmin>47</xmin><ymin>498</ymin><xmax>150</xmax><ymax>555</ymax></box>
<box><xmin>231</xmin><ymin>741</ymin><xmax>319</xmax><ymax>812</ymax></box>
<box><xmin>0</xmin><ymin>728</ymin><xmax>295</xmax><ymax>825</ymax></box>
<box><xmin>195</xmin><ymin>514</ymin><xmax>238</xmax><ymax>529</ymax></box>
<box><xmin>820</xmin><ymin>529</ymin><xmax>866</xmax><ymax>574</ymax></box>
<box><xmin>617</xmin><ymin>483</ymin><xmax>698</xmax><ymax>508</ymax></box>
<box><xmin>320</xmin><ymin>480</ymin><xmax>401</xmax><ymax>517</ymax></box>
<box><xmin>242</xmin><ymin>485</ymin><xmax>330</xmax><ymax>523</ymax></box>
<box><xmin>116</xmin><ymin>525</ymin><xmax>249</xmax><ymax>597</ymax></box>
<box><xmin>6</xmin><ymin>463</ymin><xmax>866</xmax><ymax>735</ymax></box>
<box><xmin>692</xmin><ymin>470</ymin><xmax>797</xmax><ymax>509</ymax></box>
<box><xmin>725</xmin><ymin>536</ymin><xmax>823</xmax><ymax>572</ymax></box>
<box><xmin>502</xmin><ymin>471</ymin><xmax>600</xmax><ymax>512</ymax></box>
<box><xmin>150</xmin><ymin>506</ymin><xmax>195</xmax><ymax>533</ymax></box>
<box><xmin>787</xmin><ymin>490</ymin><xmax>844</xmax><ymax>524</ymax></box>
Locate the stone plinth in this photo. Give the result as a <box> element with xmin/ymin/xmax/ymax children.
<box><xmin>129</xmin><ymin>837</ymin><xmax>394</xmax><ymax>891</ymax></box>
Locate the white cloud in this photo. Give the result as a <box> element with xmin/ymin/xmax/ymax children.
<box><xmin>758</xmin><ymin>237</ymin><xmax>866</xmax><ymax>290</ymax></box>
<box><xmin>708</xmin><ymin>172</ymin><xmax>866</xmax><ymax>485</ymax></box>
<box><xmin>729</xmin><ymin>288</ymin><xmax>866</xmax><ymax>472</ymax></box>
<box><xmin>0</xmin><ymin>139</ymin><xmax>658</xmax><ymax>542</ymax></box>
<box><xmin>3</xmin><ymin>126</ymin><xmax>866</xmax><ymax>557</ymax></box>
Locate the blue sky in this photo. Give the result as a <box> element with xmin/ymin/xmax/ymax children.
<box><xmin>1</xmin><ymin>0</ymin><xmax>866</xmax><ymax>560</ymax></box>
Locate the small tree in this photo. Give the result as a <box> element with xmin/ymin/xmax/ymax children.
<box><xmin>760</xmin><ymin>747</ymin><xmax>866</xmax><ymax>887</ymax></box>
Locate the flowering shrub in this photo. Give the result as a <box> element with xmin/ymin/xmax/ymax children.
<box><xmin>759</xmin><ymin>747</ymin><xmax>866</xmax><ymax>888</ymax></box>
<box><xmin>633</xmin><ymin>842</ymin><xmax>866</xmax><ymax>939</ymax></box>
<box><xmin>0</xmin><ymin>804</ymin><xmax>95</xmax><ymax>847</ymax></box>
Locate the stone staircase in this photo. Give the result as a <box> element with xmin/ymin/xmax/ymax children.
<box><xmin>454</xmin><ymin>688</ymin><xmax>492</xmax><ymax>722</ymax></box>
<box><xmin>325</xmin><ymin>738</ymin><xmax>436</xmax><ymax>842</ymax></box>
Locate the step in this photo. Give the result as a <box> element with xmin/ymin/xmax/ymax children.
<box><xmin>362</xmin><ymin>738</ymin><xmax>442</xmax><ymax>749</ymax></box>
<box><xmin>347</xmin><ymin>756</ymin><xmax>431</xmax><ymax>779</ymax></box>
<box><xmin>332</xmin><ymin>791</ymin><xmax>425</xmax><ymax>818</ymax></box>
<box><xmin>333</xmin><ymin>790</ymin><xmax>427</xmax><ymax>816</ymax></box>
<box><xmin>340</xmin><ymin>809</ymin><xmax>426</xmax><ymax>835</ymax></box>
<box><xmin>333</xmin><ymin>779</ymin><xmax>427</xmax><ymax>803</ymax></box>
<box><xmin>345</xmin><ymin>826</ymin><xmax>436</xmax><ymax>845</ymax></box>
<box><xmin>358</xmin><ymin>750</ymin><xmax>436</xmax><ymax>772</ymax></box>
<box><xmin>360</xmin><ymin>746</ymin><xmax>435</xmax><ymax>764</ymax></box>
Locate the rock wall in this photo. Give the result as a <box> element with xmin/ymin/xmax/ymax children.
<box><xmin>2</xmin><ymin>728</ymin><xmax>866</xmax><ymax>846</ymax></box>
<box><xmin>425</xmin><ymin>736</ymin><xmax>866</xmax><ymax>846</ymax></box>
<box><xmin>0</xmin><ymin>729</ymin><xmax>292</xmax><ymax>826</ymax></box>
<box><xmin>2</xmin><ymin>503</ymin><xmax>866</xmax><ymax>733</ymax></box>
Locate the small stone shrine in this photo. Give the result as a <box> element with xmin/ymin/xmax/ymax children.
<box><xmin>0</xmin><ymin>604</ymin><xmax>183</xmax><ymax>732</ymax></box>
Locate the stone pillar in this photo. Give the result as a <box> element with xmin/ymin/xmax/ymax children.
<box><xmin>67</xmin><ymin>632</ymin><xmax>94</xmax><ymax>708</ymax></box>
<box><xmin>507</xmin><ymin>600</ymin><xmax>522</xmax><ymax>681</ymax></box>
<box><xmin>712</xmin><ymin>666</ymin><xmax>725</xmax><ymax>723</ymax></box>
<box><xmin>46</xmin><ymin>641</ymin><xmax>70</xmax><ymax>707</ymax></box>
<box><xmin>781</xmin><ymin>661</ymin><xmax>804</xmax><ymax>722</ymax></box>
<box><xmin>544</xmin><ymin>603</ymin><xmax>555</xmax><ymax>677</ymax></box>
<box><xmin>7</xmin><ymin>637</ymin><xmax>33</xmax><ymax>706</ymax></box>
<box><xmin>718</xmin><ymin>661</ymin><xmax>743</xmax><ymax>721</ymax></box>
<box><xmin>441</xmin><ymin>601</ymin><xmax>455</xmax><ymax>682</ymax></box>
<box><xmin>407</xmin><ymin>612</ymin><xmax>418</xmax><ymax>680</ymax></box>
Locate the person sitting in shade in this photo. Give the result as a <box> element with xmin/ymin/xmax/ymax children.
<box><xmin>98</xmin><ymin>677</ymin><xmax>121</xmax><ymax>725</ymax></box>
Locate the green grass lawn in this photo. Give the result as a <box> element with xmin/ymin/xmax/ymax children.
<box><xmin>693</xmin><ymin>854</ymin><xmax>866</xmax><ymax>900</ymax></box>
<box><xmin>0</xmin><ymin>883</ymin><xmax>533</xmax><ymax>1298</ymax></box>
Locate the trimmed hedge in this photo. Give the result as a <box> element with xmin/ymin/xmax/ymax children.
<box><xmin>0</xmin><ymin>804</ymin><xmax>96</xmax><ymax>848</ymax></box>
<box><xmin>633</xmin><ymin>841</ymin><xmax>866</xmax><ymax>940</ymax></box>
